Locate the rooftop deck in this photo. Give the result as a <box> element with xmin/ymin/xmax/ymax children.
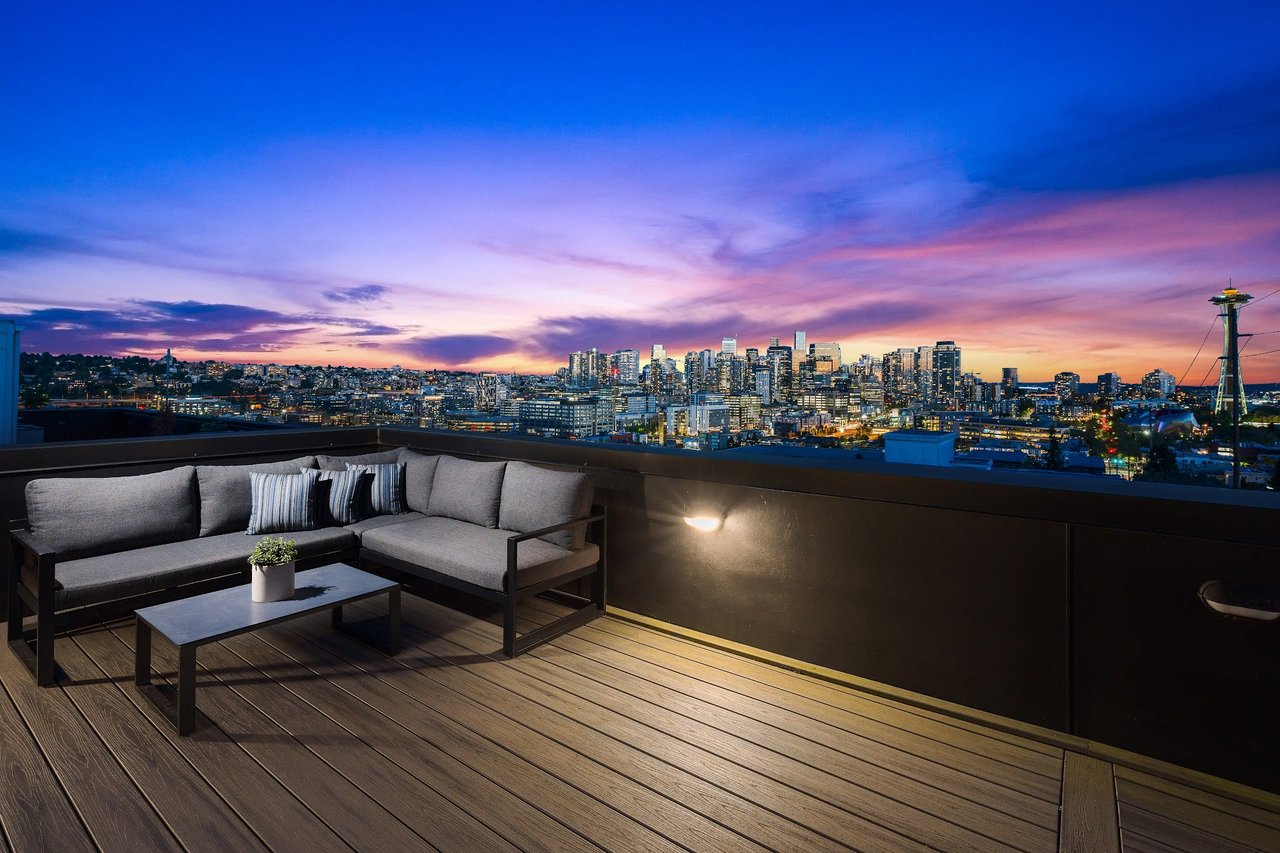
<box><xmin>2</xmin><ymin>592</ymin><xmax>1277</xmax><ymax>852</ymax></box>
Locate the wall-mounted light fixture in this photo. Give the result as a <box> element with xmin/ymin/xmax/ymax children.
<box><xmin>683</xmin><ymin>515</ymin><xmax>722</xmax><ymax>533</ymax></box>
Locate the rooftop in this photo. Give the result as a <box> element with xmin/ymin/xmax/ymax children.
<box><xmin>2</xmin><ymin>425</ymin><xmax>1278</xmax><ymax>850</ymax></box>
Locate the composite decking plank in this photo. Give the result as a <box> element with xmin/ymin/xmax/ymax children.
<box><xmin>264</xmin><ymin>617</ymin><xmax>839</xmax><ymax>850</ymax></box>
<box><xmin>274</xmin><ymin>617</ymin><xmax>769</xmax><ymax>853</ymax></box>
<box><xmin>410</xmin><ymin>596</ymin><xmax>1059</xmax><ymax>849</ymax></box>
<box><xmin>70</xmin><ymin>627</ymin><xmax>353</xmax><ymax>853</ymax></box>
<box><xmin>471</xmin><ymin>604</ymin><xmax>1063</xmax><ymax>804</ymax></box>
<box><xmin>53</xmin><ymin>634</ymin><xmax>269</xmax><ymax>853</ymax></box>
<box><xmin>384</xmin><ymin>599</ymin><xmax>1040</xmax><ymax>853</ymax></box>
<box><xmin>349</xmin><ymin>600</ymin><xmax>953</xmax><ymax>853</ymax></box>
<box><xmin>200</xmin><ymin>631</ymin><xmax>520</xmax><ymax>853</ymax></box>
<box><xmin>232</xmin><ymin>630</ymin><xmax>598</xmax><ymax>853</ymax></box>
<box><xmin>582</xmin><ymin>613</ymin><xmax>1063</xmax><ymax>779</ymax></box>
<box><xmin>0</xmin><ymin>637</ymin><xmax>183</xmax><ymax>853</ymax></box>
<box><xmin>530</xmin><ymin>597</ymin><xmax>1063</xmax><ymax>759</ymax></box>
<box><xmin>0</xmin><ymin>668</ymin><xmax>95</xmax><ymax>853</ymax></box>
<box><xmin>266</xmin><ymin>616</ymin><xmax>681</xmax><ymax>853</ymax></box>
<box><xmin>1118</xmin><ymin>802</ymin><xmax>1258</xmax><ymax>853</ymax></box>
<box><xmin>107</xmin><ymin>624</ymin><xmax>436</xmax><ymax>853</ymax></box>
<box><xmin>1113</xmin><ymin>766</ymin><xmax>1280</xmax><ymax>831</ymax></box>
<box><xmin>1119</xmin><ymin>830</ymin><xmax>1185</xmax><ymax>853</ymax></box>
<box><xmin>1115</xmin><ymin>778</ymin><xmax>1280</xmax><ymax>851</ymax></box>
<box><xmin>1058</xmin><ymin>752</ymin><xmax>1119</xmax><ymax>853</ymax></box>
<box><xmin>505</xmin><ymin>601</ymin><xmax>1061</xmax><ymax>830</ymax></box>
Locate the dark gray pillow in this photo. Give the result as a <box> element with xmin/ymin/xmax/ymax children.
<box><xmin>26</xmin><ymin>466</ymin><xmax>198</xmax><ymax>560</ymax></box>
<box><xmin>499</xmin><ymin>461</ymin><xmax>594</xmax><ymax>549</ymax></box>
<box><xmin>196</xmin><ymin>455</ymin><xmax>317</xmax><ymax>536</ymax></box>
<box><xmin>426</xmin><ymin>457</ymin><xmax>507</xmax><ymax>528</ymax></box>
<box><xmin>247</xmin><ymin>469</ymin><xmax>320</xmax><ymax>535</ymax></box>
<box><xmin>316</xmin><ymin>447</ymin><xmax>405</xmax><ymax>471</ymax></box>
<box><xmin>403</xmin><ymin>450</ymin><xmax>440</xmax><ymax>514</ymax></box>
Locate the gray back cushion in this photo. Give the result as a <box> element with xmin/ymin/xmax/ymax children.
<box><xmin>426</xmin><ymin>457</ymin><xmax>507</xmax><ymax>528</ymax></box>
<box><xmin>316</xmin><ymin>447</ymin><xmax>405</xmax><ymax>471</ymax></box>
<box><xmin>499</xmin><ymin>461</ymin><xmax>594</xmax><ymax>549</ymax></box>
<box><xmin>403</xmin><ymin>450</ymin><xmax>440</xmax><ymax>514</ymax></box>
<box><xmin>196</xmin><ymin>455</ymin><xmax>317</xmax><ymax>536</ymax></box>
<box><xmin>26</xmin><ymin>466</ymin><xmax>198</xmax><ymax>560</ymax></box>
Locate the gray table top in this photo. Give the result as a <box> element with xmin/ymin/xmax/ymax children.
<box><xmin>135</xmin><ymin>563</ymin><xmax>398</xmax><ymax>647</ymax></box>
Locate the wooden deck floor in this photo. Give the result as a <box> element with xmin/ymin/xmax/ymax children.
<box><xmin>1</xmin><ymin>593</ymin><xmax>1278</xmax><ymax>852</ymax></box>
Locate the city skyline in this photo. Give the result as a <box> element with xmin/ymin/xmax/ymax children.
<box><xmin>3</xmin><ymin>4</ymin><xmax>1280</xmax><ymax>381</ymax></box>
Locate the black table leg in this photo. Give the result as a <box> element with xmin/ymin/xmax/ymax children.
<box><xmin>134</xmin><ymin>620</ymin><xmax>152</xmax><ymax>686</ymax></box>
<box><xmin>388</xmin><ymin>587</ymin><xmax>401</xmax><ymax>654</ymax></box>
<box><xmin>177</xmin><ymin>645</ymin><xmax>197</xmax><ymax>735</ymax></box>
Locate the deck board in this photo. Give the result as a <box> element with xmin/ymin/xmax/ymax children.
<box><xmin>0</xmin><ymin>637</ymin><xmax>183</xmax><ymax>852</ymax></box>
<box><xmin>1</xmin><ymin>599</ymin><xmax>1277</xmax><ymax>853</ymax></box>
<box><xmin>394</xmin><ymin>594</ymin><xmax>1058</xmax><ymax>849</ymax></box>
<box><xmin>1058</xmin><ymin>752</ymin><xmax>1119</xmax><ymax>853</ymax></box>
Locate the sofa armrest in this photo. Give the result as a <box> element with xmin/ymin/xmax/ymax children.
<box><xmin>505</xmin><ymin>509</ymin><xmax>606</xmax><ymax>593</ymax></box>
<box><xmin>506</xmin><ymin>511</ymin><xmax>606</xmax><ymax>545</ymax></box>
<box><xmin>10</xmin><ymin>528</ymin><xmax>60</xmax><ymax>598</ymax></box>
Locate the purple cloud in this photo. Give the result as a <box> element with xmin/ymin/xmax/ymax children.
<box><xmin>405</xmin><ymin>334</ymin><xmax>518</xmax><ymax>363</ymax></box>
<box><xmin>323</xmin><ymin>284</ymin><xmax>389</xmax><ymax>304</ymax></box>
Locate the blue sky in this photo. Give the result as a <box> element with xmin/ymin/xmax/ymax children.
<box><xmin>2</xmin><ymin>2</ymin><xmax>1279</xmax><ymax>379</ymax></box>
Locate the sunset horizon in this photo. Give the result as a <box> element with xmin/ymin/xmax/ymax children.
<box><xmin>3</xmin><ymin>3</ymin><xmax>1279</xmax><ymax>383</ymax></box>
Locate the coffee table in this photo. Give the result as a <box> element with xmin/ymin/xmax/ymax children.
<box><xmin>134</xmin><ymin>562</ymin><xmax>400</xmax><ymax>735</ymax></box>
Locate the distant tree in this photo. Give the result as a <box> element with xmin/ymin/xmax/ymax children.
<box><xmin>1046</xmin><ymin>429</ymin><xmax>1064</xmax><ymax>470</ymax></box>
<box><xmin>1140</xmin><ymin>443</ymin><xmax>1179</xmax><ymax>481</ymax></box>
<box><xmin>151</xmin><ymin>404</ymin><xmax>175</xmax><ymax>436</ymax></box>
<box><xmin>20</xmin><ymin>385</ymin><xmax>49</xmax><ymax>408</ymax></box>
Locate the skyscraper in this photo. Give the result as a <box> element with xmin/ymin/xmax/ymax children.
<box><xmin>930</xmin><ymin>341</ymin><xmax>960</xmax><ymax>405</ymax></box>
<box><xmin>1142</xmin><ymin>368</ymin><xmax>1176</xmax><ymax>399</ymax></box>
<box><xmin>809</xmin><ymin>341</ymin><xmax>842</xmax><ymax>371</ymax></box>
<box><xmin>1053</xmin><ymin>371</ymin><xmax>1080</xmax><ymax>401</ymax></box>
<box><xmin>613</xmin><ymin>349</ymin><xmax>640</xmax><ymax>385</ymax></box>
<box><xmin>793</xmin><ymin>330</ymin><xmax>806</xmax><ymax>373</ymax></box>
<box><xmin>1001</xmin><ymin>368</ymin><xmax>1020</xmax><ymax>399</ymax></box>
<box><xmin>1096</xmin><ymin>372</ymin><xmax>1121</xmax><ymax>400</ymax></box>
<box><xmin>721</xmin><ymin>336</ymin><xmax>737</xmax><ymax>356</ymax></box>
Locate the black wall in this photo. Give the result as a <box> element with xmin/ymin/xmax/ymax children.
<box><xmin>3</xmin><ymin>426</ymin><xmax>1277</xmax><ymax>792</ymax></box>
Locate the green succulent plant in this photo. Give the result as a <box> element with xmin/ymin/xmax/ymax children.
<box><xmin>249</xmin><ymin>537</ymin><xmax>298</xmax><ymax>568</ymax></box>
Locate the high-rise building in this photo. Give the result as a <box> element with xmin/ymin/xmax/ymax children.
<box><xmin>752</xmin><ymin>367</ymin><xmax>772</xmax><ymax>403</ymax></box>
<box><xmin>1053</xmin><ymin>371</ymin><xmax>1080</xmax><ymax>401</ymax></box>
<box><xmin>769</xmin><ymin>337</ymin><xmax>780</xmax><ymax>348</ymax></box>
<box><xmin>0</xmin><ymin>320</ymin><xmax>18</xmax><ymax>445</ymax></box>
<box><xmin>1142</xmin><ymin>368</ymin><xmax>1176</xmax><ymax>399</ymax></box>
<box><xmin>1096</xmin><ymin>372</ymin><xmax>1121</xmax><ymax>400</ymax></box>
<box><xmin>882</xmin><ymin>348</ymin><xmax>918</xmax><ymax>406</ymax></box>
<box><xmin>765</xmin><ymin>344</ymin><xmax>793</xmax><ymax>404</ymax></box>
<box><xmin>931</xmin><ymin>341</ymin><xmax>961</xmax><ymax>405</ymax></box>
<box><xmin>793</xmin><ymin>330</ymin><xmax>806</xmax><ymax>372</ymax></box>
<box><xmin>809</xmin><ymin>342</ymin><xmax>842</xmax><ymax>371</ymax></box>
<box><xmin>567</xmin><ymin>349</ymin><xmax>602</xmax><ymax>388</ymax></box>
<box><xmin>475</xmin><ymin>372</ymin><xmax>499</xmax><ymax>411</ymax></box>
<box><xmin>518</xmin><ymin>396</ymin><xmax>613</xmax><ymax>438</ymax></box>
<box><xmin>651</xmin><ymin>343</ymin><xmax>665</xmax><ymax>362</ymax></box>
<box><xmin>613</xmin><ymin>349</ymin><xmax>640</xmax><ymax>385</ymax></box>
<box><xmin>721</xmin><ymin>336</ymin><xmax>737</xmax><ymax>356</ymax></box>
<box><xmin>1001</xmin><ymin>368</ymin><xmax>1020</xmax><ymax>399</ymax></box>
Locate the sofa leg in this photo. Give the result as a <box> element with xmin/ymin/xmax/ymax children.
<box><xmin>503</xmin><ymin>597</ymin><xmax>517</xmax><ymax>658</ymax></box>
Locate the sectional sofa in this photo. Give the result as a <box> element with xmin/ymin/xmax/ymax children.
<box><xmin>7</xmin><ymin>447</ymin><xmax>605</xmax><ymax>685</ymax></box>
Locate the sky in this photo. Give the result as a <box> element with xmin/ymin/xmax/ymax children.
<box><xmin>2</xmin><ymin>1</ymin><xmax>1279</xmax><ymax>382</ymax></box>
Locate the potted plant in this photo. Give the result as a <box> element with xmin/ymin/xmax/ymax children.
<box><xmin>249</xmin><ymin>537</ymin><xmax>299</xmax><ymax>602</ymax></box>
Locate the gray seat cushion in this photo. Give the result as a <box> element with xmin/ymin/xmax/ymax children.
<box><xmin>499</xmin><ymin>461</ymin><xmax>594</xmax><ymax>550</ymax></box>
<box><xmin>361</xmin><ymin>516</ymin><xmax>598</xmax><ymax>592</ymax></box>
<box><xmin>316</xmin><ymin>447</ymin><xmax>405</xmax><ymax>471</ymax></box>
<box><xmin>41</xmin><ymin>527</ymin><xmax>356</xmax><ymax>609</ymax></box>
<box><xmin>402</xmin><ymin>450</ymin><xmax>440</xmax><ymax>514</ymax></box>
<box><xmin>427</xmin><ymin>456</ymin><xmax>506</xmax><ymax>528</ymax></box>
<box><xmin>196</xmin><ymin>455</ymin><xmax>317</xmax><ymax>536</ymax></box>
<box><xmin>26</xmin><ymin>466</ymin><xmax>198</xmax><ymax>560</ymax></box>
<box><xmin>345</xmin><ymin>511</ymin><xmax>426</xmax><ymax>536</ymax></box>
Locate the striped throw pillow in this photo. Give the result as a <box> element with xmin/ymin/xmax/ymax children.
<box><xmin>316</xmin><ymin>468</ymin><xmax>366</xmax><ymax>526</ymax></box>
<box><xmin>346</xmin><ymin>461</ymin><xmax>405</xmax><ymax>516</ymax></box>
<box><xmin>247</xmin><ymin>469</ymin><xmax>320</xmax><ymax>534</ymax></box>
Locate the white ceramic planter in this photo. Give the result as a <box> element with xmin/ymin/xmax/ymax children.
<box><xmin>251</xmin><ymin>561</ymin><xmax>296</xmax><ymax>602</ymax></box>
